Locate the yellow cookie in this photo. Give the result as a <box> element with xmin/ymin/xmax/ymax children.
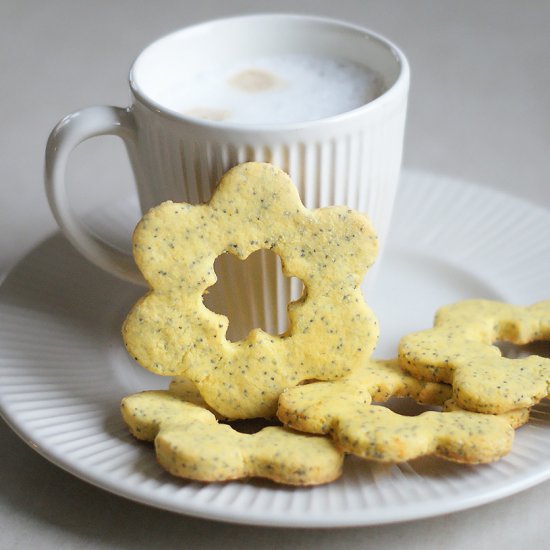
<box><xmin>169</xmin><ymin>376</ymin><xmax>210</xmax><ymax>408</ymax></box>
<box><xmin>442</xmin><ymin>399</ymin><xmax>530</xmax><ymax>429</ymax></box>
<box><xmin>121</xmin><ymin>390</ymin><xmax>343</xmax><ymax>485</ymax></box>
<box><xmin>277</xmin><ymin>359</ymin><xmax>452</xmax><ymax>433</ymax></box>
<box><xmin>357</xmin><ymin>358</ymin><xmax>453</xmax><ymax>405</ymax></box>
<box><xmin>277</xmin><ymin>359</ymin><xmax>514</xmax><ymax>464</ymax></box>
<box><xmin>399</xmin><ymin>299</ymin><xmax>550</xmax><ymax>413</ymax></box>
<box><xmin>123</xmin><ymin>162</ymin><xmax>379</xmax><ymax>419</ymax></box>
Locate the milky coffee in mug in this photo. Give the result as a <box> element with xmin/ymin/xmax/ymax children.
<box><xmin>174</xmin><ymin>53</ymin><xmax>385</xmax><ymax>125</ymax></box>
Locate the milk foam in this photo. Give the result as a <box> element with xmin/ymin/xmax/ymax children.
<box><xmin>168</xmin><ymin>54</ymin><xmax>384</xmax><ymax>124</ymax></box>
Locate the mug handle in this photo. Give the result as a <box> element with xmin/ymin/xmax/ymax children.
<box><xmin>45</xmin><ymin>106</ymin><xmax>145</xmax><ymax>285</ymax></box>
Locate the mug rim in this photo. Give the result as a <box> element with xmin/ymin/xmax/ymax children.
<box><xmin>128</xmin><ymin>13</ymin><xmax>410</xmax><ymax>132</ymax></box>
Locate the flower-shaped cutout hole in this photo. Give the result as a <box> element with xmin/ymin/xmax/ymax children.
<box><xmin>377</xmin><ymin>396</ymin><xmax>443</xmax><ymax>417</ymax></box>
<box><xmin>223</xmin><ymin>417</ymin><xmax>282</xmax><ymax>434</ymax></box>
<box><xmin>496</xmin><ymin>340</ymin><xmax>550</xmax><ymax>360</ymax></box>
<box><xmin>203</xmin><ymin>249</ymin><xmax>304</xmax><ymax>342</ymax></box>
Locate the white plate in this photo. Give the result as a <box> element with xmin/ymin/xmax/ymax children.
<box><xmin>1</xmin><ymin>170</ymin><xmax>550</xmax><ymax>528</ymax></box>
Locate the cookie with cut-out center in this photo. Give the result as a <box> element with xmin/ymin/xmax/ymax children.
<box><xmin>121</xmin><ymin>390</ymin><xmax>343</xmax><ymax>485</ymax></box>
<box><xmin>398</xmin><ymin>299</ymin><xmax>550</xmax><ymax>413</ymax></box>
<box><xmin>277</xmin><ymin>358</ymin><xmax>514</xmax><ymax>464</ymax></box>
<box><xmin>123</xmin><ymin>162</ymin><xmax>378</xmax><ymax>419</ymax></box>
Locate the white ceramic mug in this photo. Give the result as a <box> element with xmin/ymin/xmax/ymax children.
<box><xmin>45</xmin><ymin>13</ymin><xmax>409</xmax><ymax>341</ymax></box>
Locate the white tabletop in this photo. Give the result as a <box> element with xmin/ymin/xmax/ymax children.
<box><xmin>1</xmin><ymin>1</ymin><xmax>549</xmax><ymax>547</ymax></box>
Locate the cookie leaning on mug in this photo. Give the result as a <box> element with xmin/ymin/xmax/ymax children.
<box><xmin>122</xmin><ymin>162</ymin><xmax>379</xmax><ymax>420</ymax></box>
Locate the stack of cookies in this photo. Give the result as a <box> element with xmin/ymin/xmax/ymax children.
<box><xmin>121</xmin><ymin>162</ymin><xmax>550</xmax><ymax>486</ymax></box>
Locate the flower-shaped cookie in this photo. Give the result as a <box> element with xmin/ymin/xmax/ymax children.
<box><xmin>398</xmin><ymin>300</ymin><xmax>550</xmax><ymax>413</ymax></box>
<box><xmin>123</xmin><ymin>162</ymin><xmax>379</xmax><ymax>419</ymax></box>
<box><xmin>277</xmin><ymin>359</ymin><xmax>514</xmax><ymax>463</ymax></box>
<box><xmin>121</xmin><ymin>391</ymin><xmax>343</xmax><ymax>485</ymax></box>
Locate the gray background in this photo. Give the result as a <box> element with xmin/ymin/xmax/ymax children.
<box><xmin>1</xmin><ymin>1</ymin><xmax>549</xmax><ymax>548</ymax></box>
